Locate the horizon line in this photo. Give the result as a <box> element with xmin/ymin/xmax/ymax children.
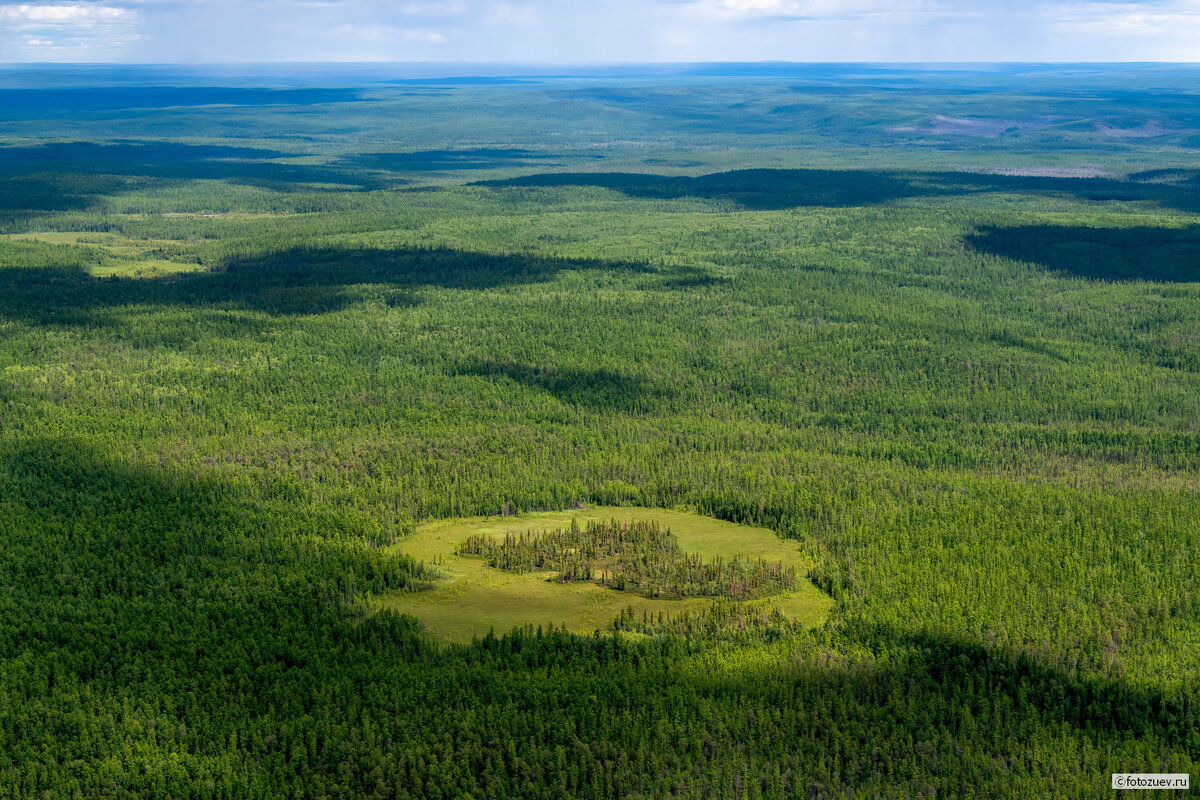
<box><xmin>5</xmin><ymin>60</ymin><xmax>1200</xmax><ymax>67</ymax></box>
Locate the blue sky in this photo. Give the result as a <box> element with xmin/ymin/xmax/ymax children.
<box><xmin>1</xmin><ymin>0</ymin><xmax>1198</xmax><ymax>63</ymax></box>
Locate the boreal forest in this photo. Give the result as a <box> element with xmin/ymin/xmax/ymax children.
<box><xmin>0</xmin><ymin>63</ymin><xmax>1197</xmax><ymax>798</ymax></box>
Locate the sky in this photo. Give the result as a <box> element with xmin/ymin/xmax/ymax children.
<box><xmin>1</xmin><ymin>0</ymin><xmax>1199</xmax><ymax>64</ymax></box>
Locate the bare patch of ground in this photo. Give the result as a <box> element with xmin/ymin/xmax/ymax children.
<box><xmin>957</xmin><ymin>165</ymin><xmax>1116</xmax><ymax>178</ymax></box>
<box><xmin>889</xmin><ymin>115</ymin><xmax>1054</xmax><ymax>137</ymax></box>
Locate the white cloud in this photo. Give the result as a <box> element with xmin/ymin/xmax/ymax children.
<box><xmin>402</xmin><ymin>27</ymin><xmax>449</xmax><ymax>42</ymax></box>
<box><xmin>705</xmin><ymin>0</ymin><xmax>897</xmax><ymax>17</ymax></box>
<box><xmin>721</xmin><ymin>0</ymin><xmax>800</xmax><ymax>12</ymax></box>
<box><xmin>0</xmin><ymin>4</ymin><xmax>132</xmax><ymax>24</ymax></box>
<box><xmin>402</xmin><ymin>0</ymin><xmax>468</xmax><ymax>16</ymax></box>
<box><xmin>1046</xmin><ymin>0</ymin><xmax>1196</xmax><ymax>30</ymax></box>
<box><xmin>2</xmin><ymin>0</ymin><xmax>1199</xmax><ymax>63</ymax></box>
<box><xmin>485</xmin><ymin>2</ymin><xmax>539</xmax><ymax>26</ymax></box>
<box><xmin>323</xmin><ymin>22</ymin><xmax>449</xmax><ymax>45</ymax></box>
<box><xmin>0</xmin><ymin>3</ymin><xmax>138</xmax><ymax>60</ymax></box>
<box><xmin>692</xmin><ymin>0</ymin><xmax>1189</xmax><ymax>21</ymax></box>
<box><xmin>1035</xmin><ymin>0</ymin><xmax>1200</xmax><ymax>58</ymax></box>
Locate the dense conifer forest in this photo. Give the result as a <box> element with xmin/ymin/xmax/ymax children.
<box><xmin>0</xmin><ymin>64</ymin><xmax>1197</xmax><ymax>797</ymax></box>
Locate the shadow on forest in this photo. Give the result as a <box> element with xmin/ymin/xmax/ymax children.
<box><xmin>478</xmin><ymin>167</ymin><xmax>1200</xmax><ymax>213</ymax></box>
<box><xmin>656</xmin><ymin>266</ymin><xmax>732</xmax><ymax>290</ymax></box>
<box><xmin>0</xmin><ymin>142</ymin><xmax>602</xmax><ymax>224</ymax></box>
<box><xmin>966</xmin><ymin>224</ymin><xmax>1200</xmax><ymax>283</ymax></box>
<box><xmin>0</xmin><ymin>437</ymin><xmax>423</xmax><ymax>687</ymax></box>
<box><xmin>0</xmin><ymin>141</ymin><xmax>294</xmax><ymax>164</ymax></box>
<box><xmin>1</xmin><ymin>438</ymin><xmax>1194</xmax><ymax>785</ymax></box>
<box><xmin>454</xmin><ymin>360</ymin><xmax>672</xmax><ymax>412</ymax></box>
<box><xmin>342</xmin><ymin>148</ymin><xmax>564</xmax><ymax>172</ymax></box>
<box><xmin>5</xmin><ymin>150</ymin><xmax>1200</xmax><ymax>229</ymax></box>
<box><xmin>461</xmin><ymin>621</ymin><xmax>1196</xmax><ymax>757</ymax></box>
<box><xmin>0</xmin><ymin>245</ymin><xmax>651</xmax><ymax>327</ymax></box>
<box><xmin>476</xmin><ymin>169</ymin><xmax>925</xmax><ymax>209</ymax></box>
<box><xmin>0</xmin><ymin>174</ymin><xmax>132</xmax><ymax>220</ymax></box>
<box><xmin>803</xmin><ymin>623</ymin><xmax>1198</xmax><ymax>755</ymax></box>
<box><xmin>0</xmin><ymin>141</ymin><xmax>389</xmax><ymax>193</ymax></box>
<box><xmin>0</xmin><ymin>143</ymin><xmax>578</xmax><ymax>225</ymax></box>
<box><xmin>0</xmin><ymin>86</ymin><xmax>370</xmax><ymax>113</ymax></box>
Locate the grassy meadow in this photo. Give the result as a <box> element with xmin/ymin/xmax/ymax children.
<box><xmin>381</xmin><ymin>507</ymin><xmax>832</xmax><ymax>642</ymax></box>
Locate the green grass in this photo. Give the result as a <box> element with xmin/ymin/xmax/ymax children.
<box><xmin>381</xmin><ymin>506</ymin><xmax>833</xmax><ymax>642</ymax></box>
<box><xmin>1</xmin><ymin>230</ymin><xmax>205</xmax><ymax>277</ymax></box>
